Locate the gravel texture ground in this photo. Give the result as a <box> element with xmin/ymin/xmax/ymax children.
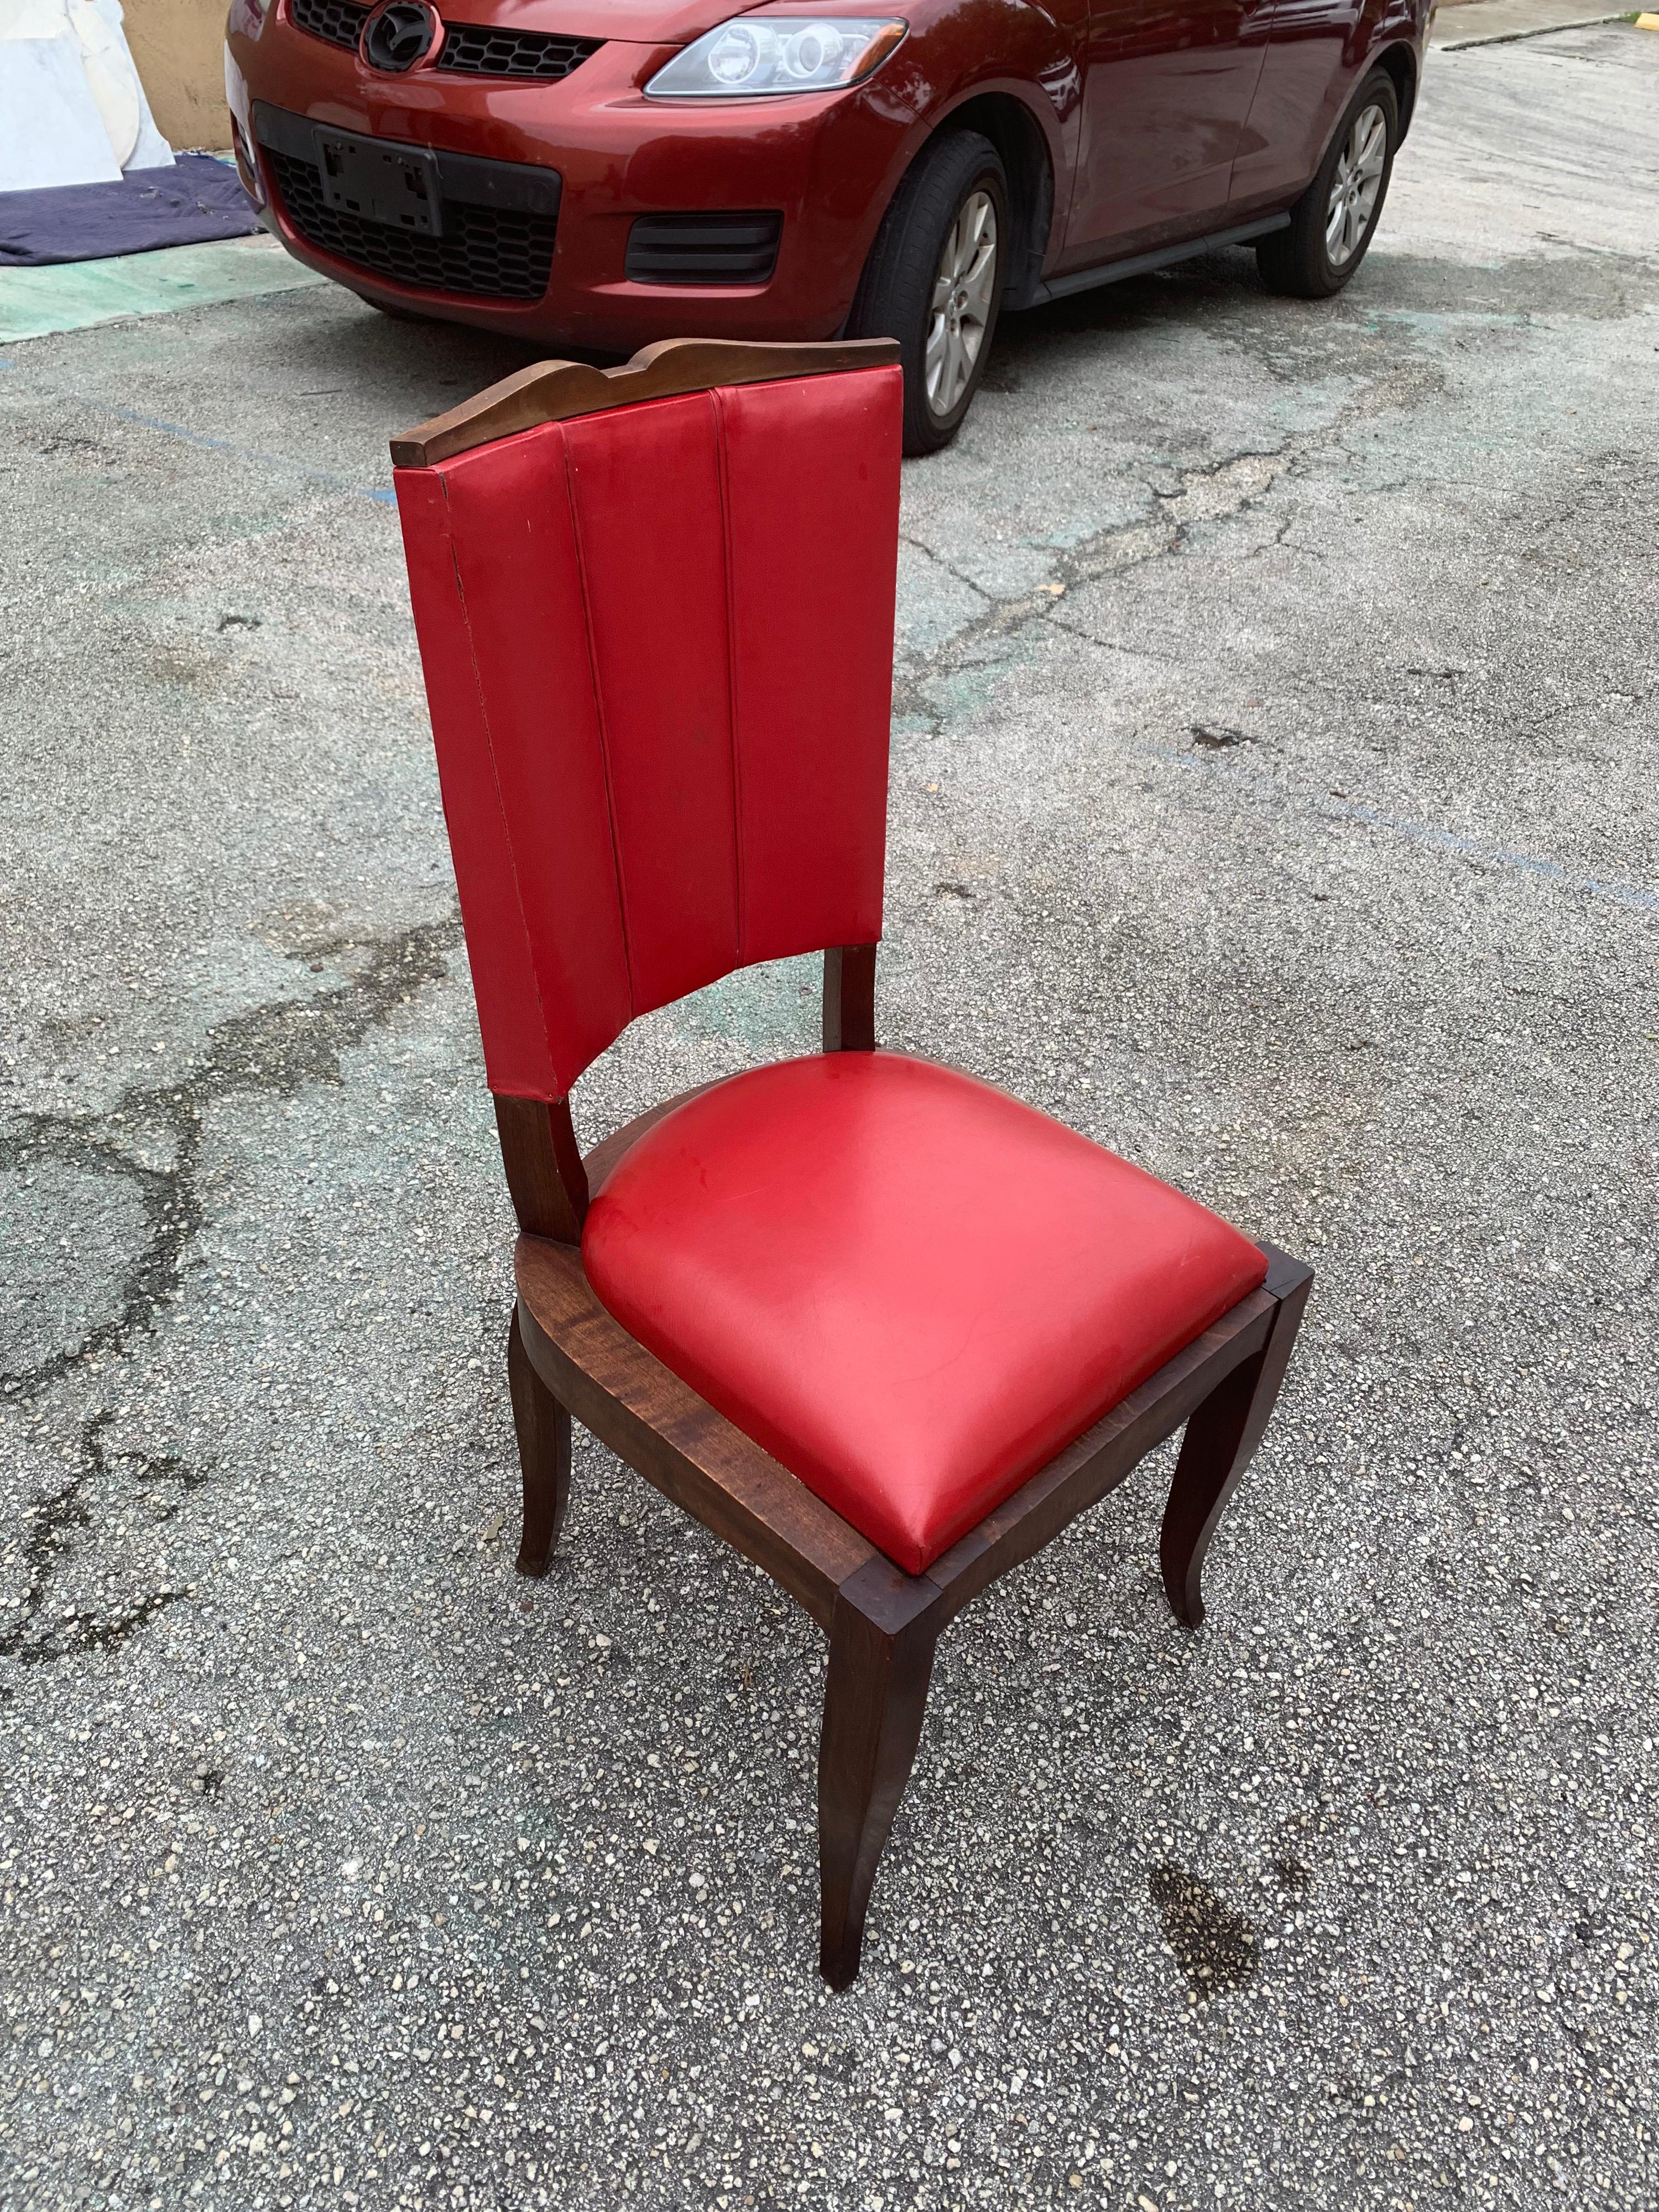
<box><xmin>1</xmin><ymin>22</ymin><xmax>1656</xmax><ymax>2212</ymax></box>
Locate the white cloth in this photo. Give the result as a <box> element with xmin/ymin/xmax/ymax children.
<box><xmin>0</xmin><ymin>0</ymin><xmax>174</xmax><ymax>191</ymax></box>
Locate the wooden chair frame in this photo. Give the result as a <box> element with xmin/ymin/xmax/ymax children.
<box><xmin>497</xmin><ymin>950</ymin><xmax>1311</xmax><ymax>1989</ymax></box>
<box><xmin>392</xmin><ymin>340</ymin><xmax>1313</xmax><ymax>1986</ymax></box>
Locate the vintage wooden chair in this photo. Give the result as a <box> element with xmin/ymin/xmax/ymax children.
<box><xmin>390</xmin><ymin>337</ymin><xmax>1312</xmax><ymax>1989</ymax></box>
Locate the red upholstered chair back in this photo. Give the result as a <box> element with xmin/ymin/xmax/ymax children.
<box><xmin>393</xmin><ymin>353</ymin><xmax>904</xmax><ymax>1104</ymax></box>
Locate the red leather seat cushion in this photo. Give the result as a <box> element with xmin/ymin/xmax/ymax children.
<box><xmin>582</xmin><ymin>1052</ymin><xmax>1267</xmax><ymax>1575</ymax></box>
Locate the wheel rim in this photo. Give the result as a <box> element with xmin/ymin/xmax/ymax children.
<box><xmin>1324</xmin><ymin>102</ymin><xmax>1387</xmax><ymax>268</ymax></box>
<box><xmin>924</xmin><ymin>188</ymin><xmax>998</xmax><ymax>420</ymax></box>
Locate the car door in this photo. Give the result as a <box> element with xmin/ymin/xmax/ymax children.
<box><xmin>1062</xmin><ymin>0</ymin><xmax>1277</xmax><ymax>263</ymax></box>
<box><xmin>1228</xmin><ymin>0</ymin><xmax>1360</xmax><ymax>213</ymax></box>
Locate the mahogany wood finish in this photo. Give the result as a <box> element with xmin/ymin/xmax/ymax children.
<box><xmin>1161</xmin><ymin>1244</ymin><xmax>1313</xmax><ymax>1628</ymax></box>
<box><xmin>390</xmin><ymin>336</ymin><xmax>902</xmax><ymax>467</ymax></box>
<box><xmin>818</xmin><ymin>1560</ymin><xmax>938</xmax><ymax>1990</ymax></box>
<box><xmin>822</xmin><ymin>944</ymin><xmax>878</xmax><ymax>1053</ymax></box>
<box><xmin>507</xmin><ymin>1306</ymin><xmax>571</xmax><ymax>1577</ymax></box>
<box><xmin>494</xmin><ymin>1095</ymin><xmax>588</xmax><ymax>1240</ymax></box>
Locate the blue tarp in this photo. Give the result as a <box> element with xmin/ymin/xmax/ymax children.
<box><xmin>0</xmin><ymin>155</ymin><xmax>259</xmax><ymax>269</ymax></box>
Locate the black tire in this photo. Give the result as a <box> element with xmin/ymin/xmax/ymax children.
<box><xmin>847</xmin><ymin>129</ymin><xmax>1008</xmax><ymax>456</ymax></box>
<box><xmin>1256</xmin><ymin>69</ymin><xmax>1399</xmax><ymax>300</ymax></box>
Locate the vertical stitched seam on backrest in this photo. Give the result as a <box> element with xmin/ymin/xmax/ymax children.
<box><xmin>711</xmin><ymin>386</ymin><xmax>747</xmax><ymax>967</ymax></box>
<box><xmin>440</xmin><ymin>469</ymin><xmax>560</xmax><ymax>1098</ymax></box>
<box><xmin>561</xmin><ymin>431</ymin><xmax>637</xmax><ymax>1019</ymax></box>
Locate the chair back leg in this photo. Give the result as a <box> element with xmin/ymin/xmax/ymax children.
<box><xmin>1160</xmin><ymin>1251</ymin><xmax>1313</xmax><ymax>1627</ymax></box>
<box><xmin>509</xmin><ymin>1303</ymin><xmax>573</xmax><ymax>1576</ymax></box>
<box><xmin>817</xmin><ymin>1562</ymin><xmax>940</xmax><ymax>1989</ymax></box>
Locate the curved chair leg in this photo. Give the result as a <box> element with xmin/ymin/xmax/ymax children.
<box><xmin>1161</xmin><ymin>1249</ymin><xmax>1313</xmax><ymax>1628</ymax></box>
<box><xmin>508</xmin><ymin>1303</ymin><xmax>571</xmax><ymax>1577</ymax></box>
<box><xmin>817</xmin><ymin>1562</ymin><xmax>938</xmax><ymax>1991</ymax></box>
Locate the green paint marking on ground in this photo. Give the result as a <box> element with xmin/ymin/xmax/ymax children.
<box><xmin>0</xmin><ymin>237</ymin><xmax>326</xmax><ymax>345</ymax></box>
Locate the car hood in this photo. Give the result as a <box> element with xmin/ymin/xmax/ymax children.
<box><xmin>437</xmin><ymin>0</ymin><xmax>811</xmax><ymax>48</ymax></box>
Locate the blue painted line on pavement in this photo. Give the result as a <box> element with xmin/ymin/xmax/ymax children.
<box><xmin>85</xmin><ymin>398</ymin><xmax>396</xmax><ymax>505</ymax></box>
<box><xmin>1320</xmin><ymin>793</ymin><xmax>1659</xmax><ymax>912</ymax></box>
<box><xmin>1166</xmin><ymin>748</ymin><xmax>1659</xmax><ymax>914</ymax></box>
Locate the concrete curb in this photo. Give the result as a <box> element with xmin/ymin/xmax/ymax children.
<box><xmin>1433</xmin><ymin>5</ymin><xmax>1633</xmax><ymax>46</ymax></box>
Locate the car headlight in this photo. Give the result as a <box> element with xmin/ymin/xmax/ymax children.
<box><xmin>644</xmin><ymin>15</ymin><xmax>907</xmax><ymax>98</ymax></box>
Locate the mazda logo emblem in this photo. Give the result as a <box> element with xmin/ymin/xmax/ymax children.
<box><xmin>362</xmin><ymin>0</ymin><xmax>439</xmax><ymax>70</ymax></box>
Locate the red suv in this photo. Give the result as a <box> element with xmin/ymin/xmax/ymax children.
<box><xmin>224</xmin><ymin>0</ymin><xmax>1426</xmax><ymax>451</ymax></box>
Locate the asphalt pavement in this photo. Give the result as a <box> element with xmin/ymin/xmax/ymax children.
<box><xmin>1</xmin><ymin>21</ymin><xmax>1656</xmax><ymax>2212</ymax></box>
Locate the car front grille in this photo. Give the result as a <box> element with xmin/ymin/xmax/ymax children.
<box><xmin>263</xmin><ymin>137</ymin><xmax>559</xmax><ymax>301</ymax></box>
<box><xmin>625</xmin><ymin>212</ymin><xmax>782</xmax><ymax>286</ymax></box>
<box><xmin>286</xmin><ymin>0</ymin><xmax>601</xmax><ymax>77</ymax></box>
<box><xmin>436</xmin><ymin>24</ymin><xmax>600</xmax><ymax>76</ymax></box>
<box><xmin>288</xmin><ymin>0</ymin><xmax>369</xmax><ymax>49</ymax></box>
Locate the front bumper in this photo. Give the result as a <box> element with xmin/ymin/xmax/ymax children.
<box><xmin>225</xmin><ymin>9</ymin><xmax>910</xmax><ymax>348</ymax></box>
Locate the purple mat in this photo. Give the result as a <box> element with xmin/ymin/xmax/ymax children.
<box><xmin>0</xmin><ymin>155</ymin><xmax>259</xmax><ymax>268</ymax></box>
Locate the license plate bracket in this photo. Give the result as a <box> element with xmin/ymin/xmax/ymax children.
<box><xmin>314</xmin><ymin>127</ymin><xmax>443</xmax><ymax>237</ymax></box>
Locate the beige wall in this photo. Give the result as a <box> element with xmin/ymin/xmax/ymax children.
<box><xmin>124</xmin><ymin>0</ymin><xmax>231</xmax><ymax>150</ymax></box>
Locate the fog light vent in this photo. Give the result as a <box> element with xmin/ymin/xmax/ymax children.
<box><xmin>625</xmin><ymin>211</ymin><xmax>782</xmax><ymax>286</ymax></box>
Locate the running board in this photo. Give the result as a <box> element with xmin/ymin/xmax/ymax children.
<box><xmin>1028</xmin><ymin>215</ymin><xmax>1292</xmax><ymax>306</ymax></box>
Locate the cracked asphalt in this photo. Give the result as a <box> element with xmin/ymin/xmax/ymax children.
<box><xmin>2</xmin><ymin>20</ymin><xmax>1656</xmax><ymax>2212</ymax></box>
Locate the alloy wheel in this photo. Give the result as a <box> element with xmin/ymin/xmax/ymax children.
<box><xmin>1325</xmin><ymin>103</ymin><xmax>1387</xmax><ymax>268</ymax></box>
<box><xmin>924</xmin><ymin>189</ymin><xmax>998</xmax><ymax>420</ymax></box>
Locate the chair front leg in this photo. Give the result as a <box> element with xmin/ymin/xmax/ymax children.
<box><xmin>1160</xmin><ymin>1250</ymin><xmax>1313</xmax><ymax>1629</ymax></box>
<box><xmin>817</xmin><ymin>1562</ymin><xmax>939</xmax><ymax>1990</ymax></box>
<box><xmin>508</xmin><ymin>1303</ymin><xmax>572</xmax><ymax>1576</ymax></box>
